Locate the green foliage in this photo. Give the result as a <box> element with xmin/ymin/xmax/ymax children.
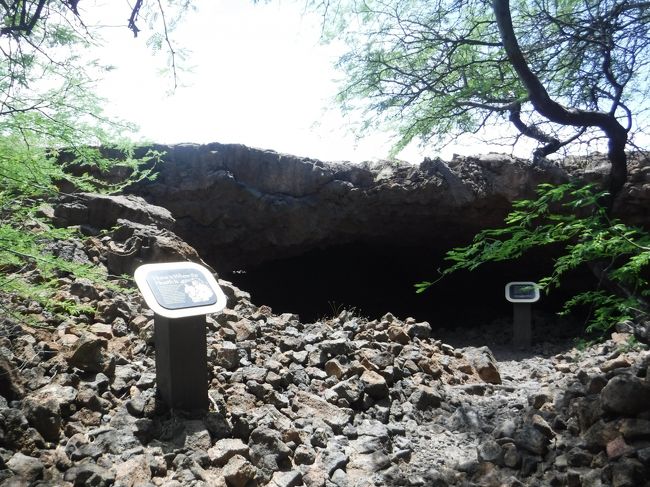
<box><xmin>0</xmin><ymin>3</ymin><xmax>170</xmax><ymax>327</ymax></box>
<box><xmin>417</xmin><ymin>182</ymin><xmax>650</xmax><ymax>336</ymax></box>
<box><xmin>1</xmin><ymin>222</ymin><xmax>95</xmax><ymax>324</ymax></box>
<box><xmin>315</xmin><ymin>0</ymin><xmax>649</xmax><ymax>157</ymax></box>
<box><xmin>0</xmin><ymin>137</ymin><xmax>161</xmax><ymax>325</ymax></box>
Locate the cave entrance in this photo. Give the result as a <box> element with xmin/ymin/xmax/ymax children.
<box><xmin>222</xmin><ymin>241</ymin><xmax>574</xmax><ymax>328</ymax></box>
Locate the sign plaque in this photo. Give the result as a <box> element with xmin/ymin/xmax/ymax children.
<box><xmin>135</xmin><ymin>262</ymin><xmax>227</xmax><ymax>318</ymax></box>
<box><xmin>505</xmin><ymin>282</ymin><xmax>540</xmax><ymax>303</ymax></box>
<box><xmin>134</xmin><ymin>262</ymin><xmax>227</xmax><ymax>411</ymax></box>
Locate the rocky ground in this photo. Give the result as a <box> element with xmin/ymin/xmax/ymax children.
<box><xmin>1</xmin><ymin>194</ymin><xmax>650</xmax><ymax>487</ymax></box>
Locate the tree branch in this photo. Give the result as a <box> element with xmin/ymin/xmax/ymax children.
<box><xmin>492</xmin><ymin>0</ymin><xmax>629</xmax><ymax>200</ymax></box>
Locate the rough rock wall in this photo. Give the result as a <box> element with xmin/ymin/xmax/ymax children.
<box><xmin>127</xmin><ymin>143</ymin><xmax>649</xmax><ymax>273</ymax></box>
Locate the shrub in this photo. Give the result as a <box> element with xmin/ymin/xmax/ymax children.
<box><xmin>416</xmin><ymin>182</ymin><xmax>650</xmax><ymax>337</ymax></box>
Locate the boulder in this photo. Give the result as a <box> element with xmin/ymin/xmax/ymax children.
<box><xmin>106</xmin><ymin>219</ymin><xmax>210</xmax><ymax>275</ymax></box>
<box><xmin>22</xmin><ymin>384</ymin><xmax>77</xmax><ymax>442</ymax></box>
<box><xmin>6</xmin><ymin>452</ymin><xmax>44</xmax><ymax>482</ymax></box>
<box><xmin>600</xmin><ymin>374</ymin><xmax>650</xmax><ymax>416</ymax></box>
<box><xmin>463</xmin><ymin>346</ymin><xmax>501</xmax><ymax>384</ymax></box>
<box><xmin>64</xmin><ymin>333</ymin><xmax>114</xmax><ymax>375</ymax></box>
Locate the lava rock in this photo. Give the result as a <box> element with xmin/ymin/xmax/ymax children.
<box><xmin>65</xmin><ymin>333</ymin><xmax>114</xmax><ymax>375</ymax></box>
<box><xmin>600</xmin><ymin>374</ymin><xmax>650</xmax><ymax>416</ymax></box>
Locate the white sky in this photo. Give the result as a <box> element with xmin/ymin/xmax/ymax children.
<box><xmin>87</xmin><ymin>0</ymin><xmax>520</xmax><ymax>164</ymax></box>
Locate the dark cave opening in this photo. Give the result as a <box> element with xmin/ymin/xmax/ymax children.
<box><xmin>222</xmin><ymin>241</ymin><xmax>589</xmax><ymax>329</ymax></box>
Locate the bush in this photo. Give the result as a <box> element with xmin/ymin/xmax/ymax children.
<box><xmin>416</xmin><ymin>183</ymin><xmax>650</xmax><ymax>337</ymax></box>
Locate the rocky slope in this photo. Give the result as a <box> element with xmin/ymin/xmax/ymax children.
<box><xmin>1</xmin><ymin>193</ymin><xmax>649</xmax><ymax>487</ymax></box>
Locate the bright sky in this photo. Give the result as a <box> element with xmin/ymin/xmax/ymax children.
<box><xmin>87</xmin><ymin>0</ymin><xmax>516</xmax><ymax>164</ymax></box>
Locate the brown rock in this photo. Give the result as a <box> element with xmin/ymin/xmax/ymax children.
<box><xmin>293</xmin><ymin>391</ymin><xmax>353</xmax><ymax>432</ymax></box>
<box><xmin>230</xmin><ymin>319</ymin><xmax>257</xmax><ymax>341</ymax></box>
<box><xmin>65</xmin><ymin>333</ymin><xmax>114</xmax><ymax>375</ymax></box>
<box><xmin>531</xmin><ymin>414</ymin><xmax>555</xmax><ymax>440</ymax></box>
<box><xmin>464</xmin><ymin>346</ymin><xmax>501</xmax><ymax>384</ymax></box>
<box><xmin>89</xmin><ymin>323</ymin><xmax>113</xmax><ymax>339</ymax></box>
<box><xmin>418</xmin><ymin>358</ymin><xmax>443</xmax><ymax>379</ymax></box>
<box><xmin>113</xmin><ymin>455</ymin><xmax>151</xmax><ymax>486</ymax></box>
<box><xmin>209</xmin><ymin>439</ymin><xmax>249</xmax><ymax>467</ymax></box>
<box><xmin>221</xmin><ymin>454</ymin><xmax>257</xmax><ymax>487</ymax></box>
<box><xmin>0</xmin><ymin>356</ymin><xmax>23</xmax><ymax>401</ymax></box>
<box><xmin>601</xmin><ymin>357</ymin><xmax>632</xmax><ymax>373</ymax></box>
<box><xmin>387</xmin><ymin>326</ymin><xmax>410</xmax><ymax>345</ymax></box>
<box><xmin>360</xmin><ymin>370</ymin><xmax>389</xmax><ymax>399</ymax></box>
<box><xmin>606</xmin><ymin>436</ymin><xmax>634</xmax><ymax>459</ymax></box>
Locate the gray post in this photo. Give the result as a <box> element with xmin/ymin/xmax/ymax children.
<box><xmin>513</xmin><ymin>303</ymin><xmax>532</xmax><ymax>349</ymax></box>
<box><xmin>154</xmin><ymin>314</ymin><xmax>208</xmax><ymax>411</ymax></box>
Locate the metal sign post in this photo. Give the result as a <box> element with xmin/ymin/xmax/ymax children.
<box><xmin>505</xmin><ymin>282</ymin><xmax>540</xmax><ymax>349</ymax></box>
<box><xmin>134</xmin><ymin>262</ymin><xmax>227</xmax><ymax>411</ymax></box>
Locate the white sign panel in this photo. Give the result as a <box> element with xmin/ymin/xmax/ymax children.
<box><xmin>134</xmin><ymin>262</ymin><xmax>227</xmax><ymax>318</ymax></box>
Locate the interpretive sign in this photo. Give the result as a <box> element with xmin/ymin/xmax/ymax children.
<box><xmin>134</xmin><ymin>262</ymin><xmax>227</xmax><ymax>318</ymax></box>
<box><xmin>505</xmin><ymin>281</ymin><xmax>539</xmax><ymax>349</ymax></box>
<box><xmin>505</xmin><ymin>282</ymin><xmax>540</xmax><ymax>303</ymax></box>
<box><xmin>134</xmin><ymin>261</ymin><xmax>227</xmax><ymax>411</ymax></box>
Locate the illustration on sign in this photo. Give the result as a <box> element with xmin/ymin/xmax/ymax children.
<box><xmin>146</xmin><ymin>268</ymin><xmax>218</xmax><ymax>310</ymax></box>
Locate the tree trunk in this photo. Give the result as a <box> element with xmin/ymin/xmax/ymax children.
<box><xmin>492</xmin><ymin>0</ymin><xmax>628</xmax><ymax>203</ymax></box>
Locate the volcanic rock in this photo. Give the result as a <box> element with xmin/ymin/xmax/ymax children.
<box><xmin>124</xmin><ymin>145</ymin><xmax>650</xmax><ymax>274</ymax></box>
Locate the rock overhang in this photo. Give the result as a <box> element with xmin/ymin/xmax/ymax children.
<box><xmin>119</xmin><ymin>143</ymin><xmax>649</xmax><ymax>322</ymax></box>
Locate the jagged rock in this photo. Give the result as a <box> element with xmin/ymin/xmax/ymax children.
<box><xmin>113</xmin><ymin>455</ymin><xmax>152</xmax><ymax>486</ymax></box>
<box><xmin>214</xmin><ymin>341</ymin><xmax>240</xmax><ymax>371</ymax></box>
<box><xmin>181</xmin><ymin>420</ymin><xmax>212</xmax><ymax>451</ymax></box>
<box><xmin>0</xmin><ymin>356</ymin><xmax>23</xmax><ymax>401</ymax></box>
<box><xmin>387</xmin><ymin>325</ymin><xmax>411</xmax><ymax>345</ymax></box>
<box><xmin>463</xmin><ymin>346</ymin><xmax>501</xmax><ymax>384</ymax></box>
<box><xmin>248</xmin><ymin>426</ymin><xmax>291</xmax><ymax>479</ymax></box>
<box><xmin>270</xmin><ymin>469</ymin><xmax>303</xmax><ymax>487</ymax></box>
<box><xmin>22</xmin><ymin>384</ymin><xmax>77</xmax><ymax>442</ymax></box>
<box><xmin>65</xmin><ymin>333</ymin><xmax>114</xmax><ymax>375</ymax></box>
<box><xmin>54</xmin><ymin>192</ymin><xmax>174</xmax><ymax>230</ymax></box>
<box><xmin>409</xmin><ymin>385</ymin><xmax>443</xmax><ymax>410</ymax></box>
<box><xmin>406</xmin><ymin>321</ymin><xmax>432</xmax><ymax>339</ymax></box>
<box><xmin>6</xmin><ymin>452</ymin><xmax>44</xmax><ymax>482</ymax></box>
<box><xmin>63</xmin><ymin>460</ymin><xmax>116</xmax><ymax>487</ymax></box>
<box><xmin>330</xmin><ymin>378</ymin><xmax>364</xmax><ymax>406</ymax></box>
<box><xmin>69</xmin><ymin>277</ymin><xmax>101</xmax><ymax>300</ymax></box>
<box><xmin>208</xmin><ymin>438</ymin><xmax>249</xmax><ymax>467</ymax></box>
<box><xmin>293</xmin><ymin>391</ymin><xmax>353</xmax><ymax>432</ymax></box>
<box><xmin>360</xmin><ymin>370</ymin><xmax>389</xmax><ymax>399</ymax></box>
<box><xmin>600</xmin><ymin>374</ymin><xmax>650</xmax><ymax>416</ymax></box>
<box><xmin>514</xmin><ymin>423</ymin><xmax>551</xmax><ymax>456</ymax></box>
<box><xmin>111</xmin><ymin>364</ymin><xmax>140</xmax><ymax>395</ymax></box>
<box><xmin>221</xmin><ymin>454</ymin><xmax>258</xmax><ymax>487</ymax></box>
<box><xmin>106</xmin><ymin>219</ymin><xmax>209</xmax><ymax>275</ymax></box>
